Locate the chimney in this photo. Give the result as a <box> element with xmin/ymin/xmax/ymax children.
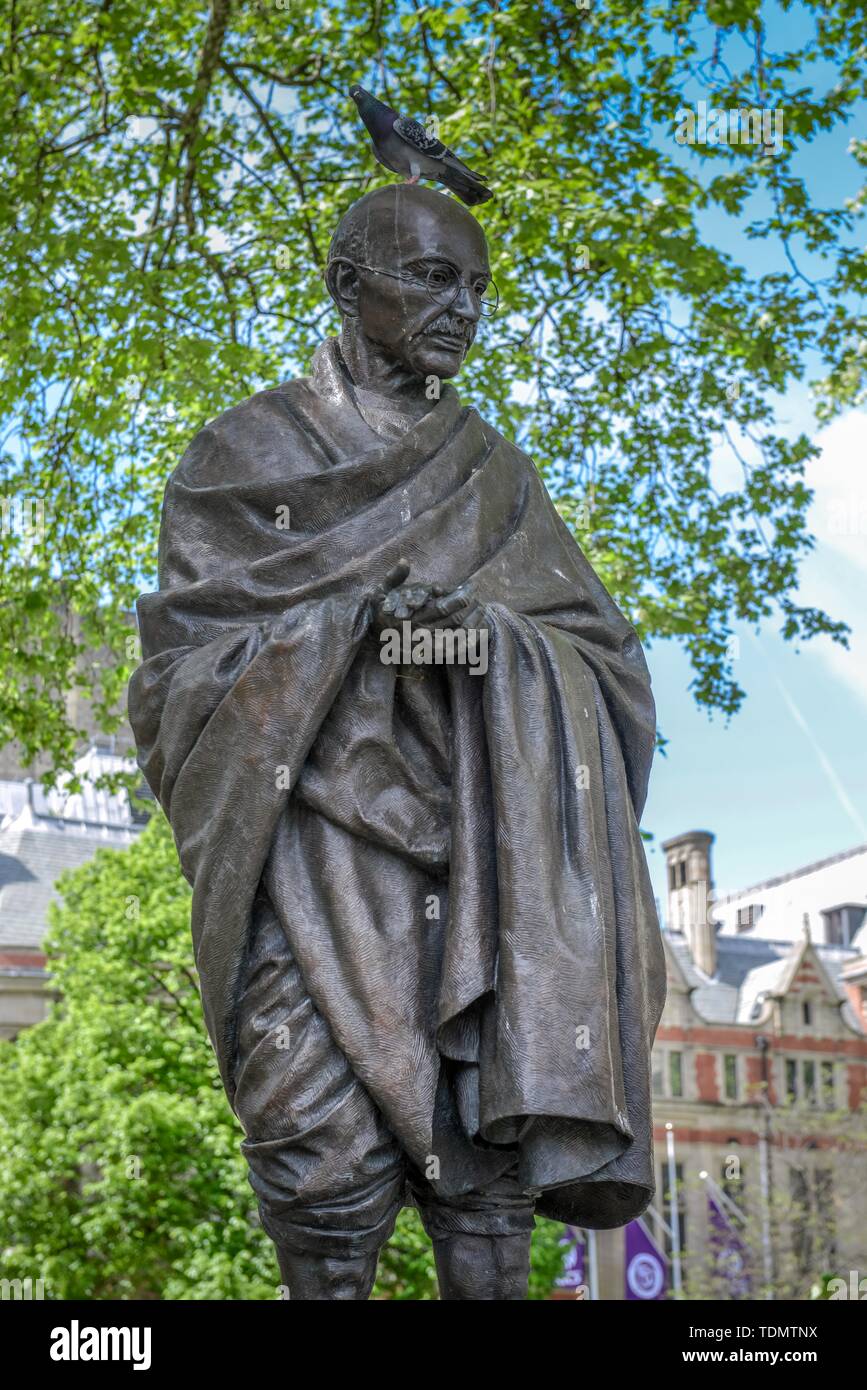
<box><xmin>661</xmin><ymin>830</ymin><xmax>717</xmax><ymax>977</ymax></box>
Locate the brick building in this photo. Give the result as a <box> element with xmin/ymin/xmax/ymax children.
<box><xmin>641</xmin><ymin>830</ymin><xmax>867</xmax><ymax>1299</ymax></box>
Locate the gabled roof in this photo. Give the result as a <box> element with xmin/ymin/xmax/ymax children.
<box><xmin>736</xmin><ymin>956</ymin><xmax>790</xmax><ymax>1024</ymax></box>
<box><xmin>663</xmin><ymin>930</ymin><xmax>865</xmax><ymax>1035</ymax></box>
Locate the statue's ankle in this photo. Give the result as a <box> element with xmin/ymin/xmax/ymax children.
<box><xmin>432</xmin><ymin>1231</ymin><xmax>531</xmax><ymax>1301</ymax></box>
<box><xmin>274</xmin><ymin>1247</ymin><xmax>381</xmax><ymax>1301</ymax></box>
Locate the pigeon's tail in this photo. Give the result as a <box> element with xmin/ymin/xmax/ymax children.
<box><xmin>439</xmin><ymin>165</ymin><xmax>493</xmax><ymax>206</ymax></box>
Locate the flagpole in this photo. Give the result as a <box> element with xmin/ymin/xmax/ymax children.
<box><xmin>701</xmin><ymin>1171</ymin><xmax>748</xmax><ymax>1226</ymax></box>
<box><xmin>665</xmin><ymin>1121</ymin><xmax>683</xmax><ymax>1296</ymax></box>
<box><xmin>587</xmin><ymin>1228</ymin><xmax>599</xmax><ymax>1301</ymax></box>
<box><xmin>645</xmin><ymin>1201</ymin><xmax>674</xmax><ymax>1246</ymax></box>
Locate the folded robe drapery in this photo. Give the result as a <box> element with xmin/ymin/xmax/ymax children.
<box><xmin>128</xmin><ymin>337</ymin><xmax>667</xmax><ymax>1229</ymax></box>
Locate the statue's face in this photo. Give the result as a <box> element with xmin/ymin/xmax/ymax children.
<box><xmin>353</xmin><ymin>197</ymin><xmax>491</xmax><ymax>381</ymax></box>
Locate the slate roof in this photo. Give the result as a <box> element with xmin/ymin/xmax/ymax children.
<box><xmin>664</xmin><ymin>930</ymin><xmax>865</xmax><ymax>1033</ymax></box>
<box><xmin>0</xmin><ymin>817</ymin><xmax>136</xmax><ymax>950</ymax></box>
<box><xmin>0</xmin><ymin>747</ymin><xmax>146</xmax><ymax>954</ymax></box>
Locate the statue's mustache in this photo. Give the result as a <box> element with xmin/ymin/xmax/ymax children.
<box><xmin>424</xmin><ymin>311</ymin><xmax>474</xmax><ymax>343</ymax></box>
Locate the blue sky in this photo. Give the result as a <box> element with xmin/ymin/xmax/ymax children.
<box><xmin>643</xmin><ymin>422</ymin><xmax>867</xmax><ymax>915</ymax></box>
<box><xmin>641</xmin><ymin>10</ymin><xmax>867</xmax><ymax>914</ymax></box>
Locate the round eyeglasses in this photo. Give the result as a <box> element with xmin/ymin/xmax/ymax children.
<box><xmin>329</xmin><ymin>257</ymin><xmax>499</xmax><ymax>318</ymax></box>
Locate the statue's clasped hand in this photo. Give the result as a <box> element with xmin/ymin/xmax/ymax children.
<box><xmin>369</xmin><ymin>560</ymin><xmax>480</xmax><ymax>634</ymax></box>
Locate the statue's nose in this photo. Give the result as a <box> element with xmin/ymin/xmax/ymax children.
<box><xmin>453</xmin><ymin>284</ymin><xmax>481</xmax><ymax>322</ymax></box>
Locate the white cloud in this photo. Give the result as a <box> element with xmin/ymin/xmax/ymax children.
<box><xmin>798</xmin><ymin>409</ymin><xmax>867</xmax><ymax>707</ymax></box>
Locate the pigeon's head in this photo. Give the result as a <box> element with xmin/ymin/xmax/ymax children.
<box><xmin>349</xmin><ymin>84</ymin><xmax>395</xmax><ymax>137</ymax></box>
<box><xmin>326</xmin><ymin>184</ymin><xmax>491</xmax><ymax>382</ymax></box>
<box><xmin>349</xmin><ymin>85</ymin><xmax>380</xmax><ymax>118</ymax></box>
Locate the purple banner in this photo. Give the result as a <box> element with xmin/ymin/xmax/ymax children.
<box><xmin>624</xmin><ymin>1219</ymin><xmax>667</xmax><ymax>1300</ymax></box>
<box><xmin>708</xmin><ymin>1193</ymin><xmax>751</xmax><ymax>1297</ymax></box>
<box><xmin>555</xmin><ymin>1226</ymin><xmax>586</xmax><ymax>1290</ymax></box>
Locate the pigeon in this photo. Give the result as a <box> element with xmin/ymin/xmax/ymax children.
<box><xmin>349</xmin><ymin>85</ymin><xmax>492</xmax><ymax>207</ymax></box>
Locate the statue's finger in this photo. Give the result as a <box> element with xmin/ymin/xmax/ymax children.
<box><xmin>408</xmin><ymin>597</ymin><xmax>444</xmax><ymax>625</ymax></box>
<box><xmin>435</xmin><ymin>589</ymin><xmax>470</xmax><ymax>618</ymax></box>
<box><xmin>383</xmin><ymin>559</ymin><xmax>411</xmax><ymax>591</ymax></box>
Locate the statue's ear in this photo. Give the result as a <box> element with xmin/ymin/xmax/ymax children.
<box><xmin>326</xmin><ymin>258</ymin><xmax>360</xmax><ymax>318</ymax></box>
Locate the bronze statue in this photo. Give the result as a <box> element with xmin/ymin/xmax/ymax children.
<box><xmin>129</xmin><ymin>184</ymin><xmax>666</xmax><ymax>1300</ymax></box>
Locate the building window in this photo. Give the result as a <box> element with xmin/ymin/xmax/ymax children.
<box><xmin>802</xmin><ymin>1000</ymin><xmax>812</xmax><ymax>1027</ymax></box>
<box><xmin>652</xmin><ymin>1049</ymin><xmax>685</xmax><ymax>1100</ymax></box>
<box><xmin>652</xmin><ymin>1053</ymin><xmax>664</xmax><ymax>1098</ymax></box>
<box><xmin>803</xmin><ymin>1060</ymin><xmax>817</xmax><ymax>1107</ymax></box>
<box><xmin>823</xmin><ymin>909</ymin><xmax>843</xmax><ymax>944</ymax></box>
<box><xmin>820</xmin><ymin>1061</ymin><xmax>835</xmax><ymax>1110</ymax></box>
<box><xmin>821</xmin><ymin>904</ymin><xmax>866</xmax><ymax>946</ymax></box>
<box><xmin>678</xmin><ymin>861</ymin><xmax>687</xmax><ymax>887</ymax></box>
<box><xmin>669</xmin><ymin>1051</ymin><xmax>684</xmax><ymax>1098</ymax></box>
<box><xmin>785</xmin><ymin>1057</ymin><xmax>826</xmax><ymax>1107</ymax></box>
<box><xmin>724</xmin><ymin>1054</ymin><xmax>738</xmax><ymax>1101</ymax></box>
<box><xmin>785</xmin><ymin>1058</ymin><xmax>798</xmax><ymax>1103</ymax></box>
<box><xmin>736</xmin><ymin>903</ymin><xmax>764</xmax><ymax>932</ymax></box>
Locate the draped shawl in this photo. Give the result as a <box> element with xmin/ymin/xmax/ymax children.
<box><xmin>128</xmin><ymin>338</ymin><xmax>666</xmax><ymax>1228</ymax></box>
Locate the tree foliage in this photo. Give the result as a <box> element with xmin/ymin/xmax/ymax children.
<box><xmin>1</xmin><ymin>0</ymin><xmax>866</xmax><ymax>776</ymax></box>
<box><xmin>0</xmin><ymin>816</ymin><xmax>275</xmax><ymax>1299</ymax></box>
<box><xmin>0</xmin><ymin>814</ymin><xmax>565</xmax><ymax>1299</ymax></box>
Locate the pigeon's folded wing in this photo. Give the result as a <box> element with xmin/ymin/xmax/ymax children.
<box><xmin>393</xmin><ymin>115</ymin><xmax>448</xmax><ymax>158</ymax></box>
<box><xmin>393</xmin><ymin>115</ymin><xmax>487</xmax><ymax>182</ymax></box>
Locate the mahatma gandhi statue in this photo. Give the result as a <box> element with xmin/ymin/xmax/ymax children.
<box><xmin>128</xmin><ymin>184</ymin><xmax>666</xmax><ymax>1301</ymax></box>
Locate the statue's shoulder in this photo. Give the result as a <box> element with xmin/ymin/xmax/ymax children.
<box><xmin>468</xmin><ymin>407</ymin><xmax>577</xmax><ymax>526</ymax></box>
<box><xmin>469</xmin><ymin>408</ymin><xmax>542</xmax><ymax>478</ymax></box>
<box><xmin>171</xmin><ymin>375</ymin><xmax>320</xmax><ymax>489</ymax></box>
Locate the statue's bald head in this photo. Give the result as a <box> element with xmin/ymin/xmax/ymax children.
<box><xmin>328</xmin><ymin>183</ymin><xmax>488</xmax><ymax>269</ymax></box>
<box><xmin>325</xmin><ymin>184</ymin><xmax>491</xmax><ymax>381</ymax></box>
